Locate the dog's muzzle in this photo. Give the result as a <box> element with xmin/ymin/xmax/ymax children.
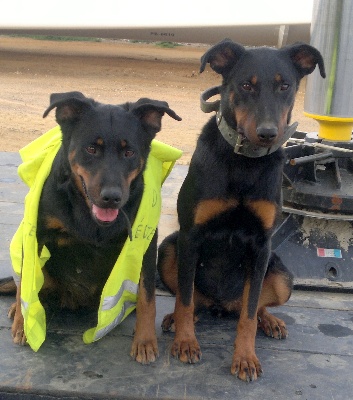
<box><xmin>79</xmin><ymin>176</ymin><xmax>132</xmax><ymax>240</ymax></box>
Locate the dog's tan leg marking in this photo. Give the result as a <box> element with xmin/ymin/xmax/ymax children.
<box><xmin>257</xmin><ymin>272</ymin><xmax>292</xmax><ymax>339</ymax></box>
<box><xmin>9</xmin><ymin>277</ymin><xmax>27</xmax><ymax>346</ymax></box>
<box><xmin>130</xmin><ymin>272</ymin><xmax>158</xmax><ymax>364</ymax></box>
<box><xmin>170</xmin><ymin>289</ymin><xmax>201</xmax><ymax>364</ymax></box>
<box><xmin>159</xmin><ymin>243</ymin><xmax>208</xmax><ymax>334</ymax></box>
<box><xmin>158</xmin><ymin>240</ymin><xmax>178</xmax><ymax>295</ymax></box>
<box><xmin>231</xmin><ymin>281</ymin><xmax>262</xmax><ymax>382</ymax></box>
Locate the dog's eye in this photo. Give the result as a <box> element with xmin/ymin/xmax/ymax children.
<box><xmin>280</xmin><ymin>84</ymin><xmax>289</xmax><ymax>91</ymax></box>
<box><xmin>125</xmin><ymin>150</ymin><xmax>135</xmax><ymax>158</ymax></box>
<box><xmin>241</xmin><ymin>82</ymin><xmax>253</xmax><ymax>92</ymax></box>
<box><xmin>86</xmin><ymin>145</ymin><xmax>97</xmax><ymax>154</ymax></box>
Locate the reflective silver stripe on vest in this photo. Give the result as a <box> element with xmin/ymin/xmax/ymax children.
<box><xmin>21</xmin><ymin>298</ymin><xmax>29</xmax><ymax>310</ymax></box>
<box><xmin>102</xmin><ymin>279</ymin><xmax>138</xmax><ymax>311</ymax></box>
<box><xmin>94</xmin><ymin>300</ymin><xmax>136</xmax><ymax>340</ymax></box>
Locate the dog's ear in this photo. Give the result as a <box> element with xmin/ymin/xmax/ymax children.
<box><xmin>43</xmin><ymin>91</ymin><xmax>94</xmax><ymax>123</ymax></box>
<box><xmin>200</xmin><ymin>38</ymin><xmax>246</xmax><ymax>77</ymax></box>
<box><xmin>129</xmin><ymin>98</ymin><xmax>182</xmax><ymax>136</ymax></box>
<box><xmin>280</xmin><ymin>42</ymin><xmax>326</xmax><ymax>78</ymax></box>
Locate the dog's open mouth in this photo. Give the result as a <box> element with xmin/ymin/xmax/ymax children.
<box><xmin>92</xmin><ymin>204</ymin><xmax>119</xmax><ymax>224</ymax></box>
<box><xmin>79</xmin><ymin>176</ymin><xmax>120</xmax><ymax>224</ymax></box>
<box><xmin>91</xmin><ymin>203</ymin><xmax>133</xmax><ymax>240</ymax></box>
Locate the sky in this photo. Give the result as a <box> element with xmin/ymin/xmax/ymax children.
<box><xmin>1</xmin><ymin>0</ymin><xmax>314</xmax><ymax>28</ymax></box>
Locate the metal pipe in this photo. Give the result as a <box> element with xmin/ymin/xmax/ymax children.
<box><xmin>304</xmin><ymin>0</ymin><xmax>353</xmax><ymax>141</ymax></box>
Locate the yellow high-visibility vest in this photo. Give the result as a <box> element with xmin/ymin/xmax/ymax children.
<box><xmin>10</xmin><ymin>126</ymin><xmax>182</xmax><ymax>351</ymax></box>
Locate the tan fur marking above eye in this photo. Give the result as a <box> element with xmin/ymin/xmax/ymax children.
<box><xmin>121</xmin><ymin>140</ymin><xmax>127</xmax><ymax>148</ymax></box>
<box><xmin>275</xmin><ymin>73</ymin><xmax>282</xmax><ymax>82</ymax></box>
<box><xmin>250</xmin><ymin>75</ymin><xmax>258</xmax><ymax>85</ymax></box>
<box><xmin>246</xmin><ymin>200</ymin><xmax>277</xmax><ymax>230</ymax></box>
<box><xmin>97</xmin><ymin>138</ymin><xmax>104</xmax><ymax>146</ymax></box>
<box><xmin>194</xmin><ymin>199</ymin><xmax>238</xmax><ymax>225</ymax></box>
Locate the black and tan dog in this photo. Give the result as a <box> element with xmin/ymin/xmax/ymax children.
<box><xmin>157</xmin><ymin>39</ymin><xmax>325</xmax><ymax>381</ymax></box>
<box><xmin>6</xmin><ymin>91</ymin><xmax>181</xmax><ymax>364</ymax></box>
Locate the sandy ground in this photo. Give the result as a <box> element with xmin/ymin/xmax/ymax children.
<box><xmin>0</xmin><ymin>36</ymin><xmax>320</xmax><ymax>164</ymax></box>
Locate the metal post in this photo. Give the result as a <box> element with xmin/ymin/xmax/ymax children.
<box><xmin>304</xmin><ymin>0</ymin><xmax>353</xmax><ymax>141</ymax></box>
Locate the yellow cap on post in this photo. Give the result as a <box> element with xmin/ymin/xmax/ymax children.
<box><xmin>304</xmin><ymin>112</ymin><xmax>353</xmax><ymax>141</ymax></box>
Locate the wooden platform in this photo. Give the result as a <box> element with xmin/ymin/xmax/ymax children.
<box><xmin>1</xmin><ymin>151</ymin><xmax>353</xmax><ymax>399</ymax></box>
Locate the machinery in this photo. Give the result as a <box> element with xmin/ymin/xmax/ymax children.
<box><xmin>274</xmin><ymin>0</ymin><xmax>353</xmax><ymax>291</ymax></box>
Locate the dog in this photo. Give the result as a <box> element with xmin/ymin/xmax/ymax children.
<box><xmin>6</xmin><ymin>91</ymin><xmax>181</xmax><ymax>364</ymax></box>
<box><xmin>157</xmin><ymin>39</ymin><xmax>325</xmax><ymax>381</ymax></box>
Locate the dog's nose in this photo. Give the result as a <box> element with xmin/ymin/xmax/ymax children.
<box><xmin>101</xmin><ymin>187</ymin><xmax>122</xmax><ymax>205</ymax></box>
<box><xmin>256</xmin><ymin>126</ymin><xmax>278</xmax><ymax>141</ymax></box>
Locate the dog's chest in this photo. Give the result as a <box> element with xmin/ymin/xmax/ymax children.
<box><xmin>193</xmin><ymin>155</ymin><xmax>281</xmax><ymax>231</ymax></box>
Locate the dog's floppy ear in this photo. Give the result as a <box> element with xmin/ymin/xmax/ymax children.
<box><xmin>280</xmin><ymin>42</ymin><xmax>326</xmax><ymax>79</ymax></box>
<box><xmin>129</xmin><ymin>98</ymin><xmax>182</xmax><ymax>136</ymax></box>
<box><xmin>200</xmin><ymin>38</ymin><xmax>246</xmax><ymax>77</ymax></box>
<box><xmin>43</xmin><ymin>91</ymin><xmax>94</xmax><ymax>123</ymax></box>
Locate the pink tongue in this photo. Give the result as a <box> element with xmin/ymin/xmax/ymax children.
<box><xmin>92</xmin><ymin>205</ymin><xmax>119</xmax><ymax>222</ymax></box>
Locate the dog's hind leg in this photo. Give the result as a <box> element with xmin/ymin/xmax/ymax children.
<box><xmin>157</xmin><ymin>231</ymin><xmax>179</xmax><ymax>295</ymax></box>
<box><xmin>158</xmin><ymin>231</ymin><xmax>213</xmax><ymax>333</ymax></box>
<box><xmin>130</xmin><ymin>233</ymin><xmax>159</xmax><ymax>364</ymax></box>
<box><xmin>257</xmin><ymin>255</ymin><xmax>293</xmax><ymax>339</ymax></box>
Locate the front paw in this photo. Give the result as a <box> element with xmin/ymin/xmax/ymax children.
<box><xmin>130</xmin><ymin>335</ymin><xmax>159</xmax><ymax>365</ymax></box>
<box><xmin>10</xmin><ymin>309</ymin><xmax>27</xmax><ymax>346</ymax></box>
<box><xmin>231</xmin><ymin>351</ymin><xmax>263</xmax><ymax>382</ymax></box>
<box><xmin>171</xmin><ymin>336</ymin><xmax>202</xmax><ymax>364</ymax></box>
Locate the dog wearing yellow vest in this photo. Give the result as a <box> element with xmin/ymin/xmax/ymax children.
<box><xmin>6</xmin><ymin>92</ymin><xmax>182</xmax><ymax>363</ymax></box>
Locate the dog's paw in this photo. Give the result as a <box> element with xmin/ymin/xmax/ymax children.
<box><xmin>130</xmin><ymin>337</ymin><xmax>159</xmax><ymax>365</ymax></box>
<box><xmin>171</xmin><ymin>336</ymin><xmax>202</xmax><ymax>364</ymax></box>
<box><xmin>231</xmin><ymin>351</ymin><xmax>263</xmax><ymax>382</ymax></box>
<box><xmin>161</xmin><ymin>313</ymin><xmax>176</xmax><ymax>332</ymax></box>
<box><xmin>11</xmin><ymin>313</ymin><xmax>27</xmax><ymax>346</ymax></box>
<box><xmin>257</xmin><ymin>309</ymin><xmax>288</xmax><ymax>339</ymax></box>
